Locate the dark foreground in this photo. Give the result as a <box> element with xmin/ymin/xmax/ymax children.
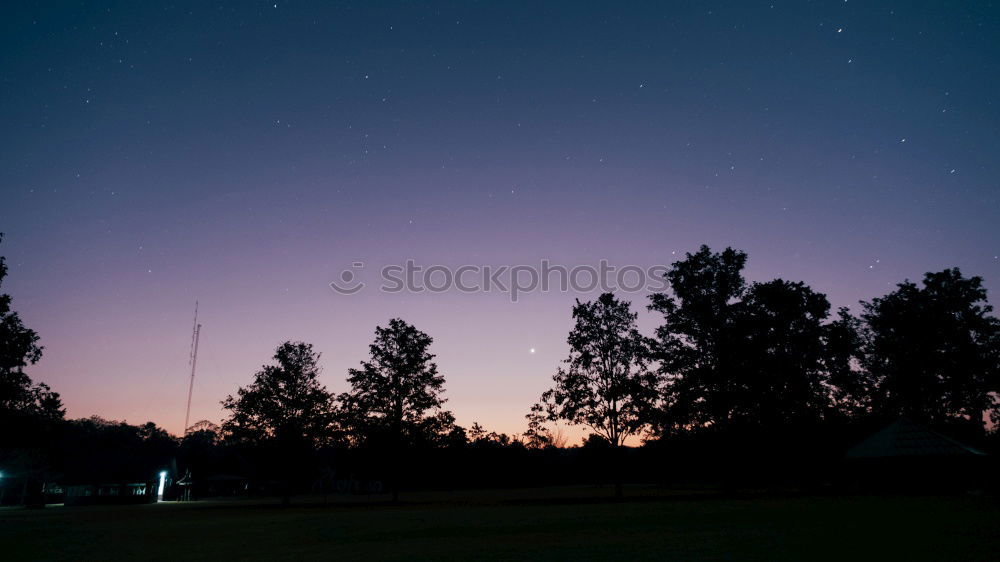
<box><xmin>2</xmin><ymin>487</ymin><xmax>998</xmax><ymax>561</ymax></box>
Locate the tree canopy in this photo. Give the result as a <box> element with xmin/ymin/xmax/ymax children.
<box><xmin>541</xmin><ymin>293</ymin><xmax>657</xmax><ymax>447</ymax></box>
<box><xmin>648</xmin><ymin>246</ymin><xmax>862</xmax><ymax>436</ymax></box>
<box><xmin>221</xmin><ymin>341</ymin><xmax>338</xmax><ymax>448</ymax></box>
<box><xmin>734</xmin><ymin>279</ymin><xmax>832</xmax><ymax>428</ymax></box>
<box><xmin>856</xmin><ymin>269</ymin><xmax>1000</xmax><ymax>431</ymax></box>
<box><xmin>339</xmin><ymin>318</ymin><xmax>451</xmax><ymax>501</ymax></box>
<box><xmin>647</xmin><ymin>245</ymin><xmax>749</xmax><ymax>433</ymax></box>
<box><xmin>0</xmin><ymin>233</ymin><xmax>63</xmax><ymax>421</ymax></box>
<box><xmin>339</xmin><ymin>318</ymin><xmax>451</xmax><ymax>447</ymax></box>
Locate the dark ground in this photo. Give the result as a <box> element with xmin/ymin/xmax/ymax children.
<box><xmin>2</xmin><ymin>487</ymin><xmax>998</xmax><ymax>561</ymax></box>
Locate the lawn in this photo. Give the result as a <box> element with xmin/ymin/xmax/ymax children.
<box><xmin>2</xmin><ymin>487</ymin><xmax>997</xmax><ymax>560</ymax></box>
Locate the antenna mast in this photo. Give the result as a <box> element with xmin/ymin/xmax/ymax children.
<box><xmin>183</xmin><ymin>301</ymin><xmax>201</xmax><ymax>435</ymax></box>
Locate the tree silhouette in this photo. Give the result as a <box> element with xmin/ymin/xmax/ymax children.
<box><xmin>0</xmin><ymin>233</ymin><xmax>63</xmax><ymax>420</ymax></box>
<box><xmin>734</xmin><ymin>279</ymin><xmax>832</xmax><ymax>429</ymax></box>
<box><xmin>178</xmin><ymin>421</ymin><xmax>221</xmax><ymax>491</ymax></box>
<box><xmin>222</xmin><ymin>341</ymin><xmax>337</xmax><ymax>502</ymax></box>
<box><xmin>466</xmin><ymin>421</ymin><xmax>518</xmax><ymax>448</ymax></box>
<box><xmin>339</xmin><ymin>318</ymin><xmax>448</xmax><ymax>501</ymax></box>
<box><xmin>467</xmin><ymin>421</ymin><xmax>488</xmax><ymax>442</ymax></box>
<box><xmin>649</xmin><ymin>247</ymin><xmax>857</xmax><ymax>438</ymax></box>
<box><xmin>0</xmin><ymin>234</ymin><xmax>64</xmax><ymax>506</ymax></box>
<box><xmin>858</xmin><ymin>269</ymin><xmax>1000</xmax><ymax>433</ymax></box>
<box><xmin>186</xmin><ymin>419</ymin><xmax>220</xmax><ymax>436</ymax></box>
<box><xmin>223</xmin><ymin>342</ymin><xmax>337</xmax><ymax>445</ymax></box>
<box><xmin>824</xmin><ymin>307</ymin><xmax>871</xmax><ymax>419</ymax></box>
<box><xmin>60</xmin><ymin>417</ymin><xmax>179</xmax><ymax>498</ymax></box>
<box><xmin>541</xmin><ymin>292</ymin><xmax>656</xmax><ymax>497</ymax></box>
<box><xmin>523</xmin><ymin>403</ymin><xmax>551</xmax><ymax>449</ymax></box>
<box><xmin>648</xmin><ymin>245</ymin><xmax>747</xmax><ymax>434</ymax></box>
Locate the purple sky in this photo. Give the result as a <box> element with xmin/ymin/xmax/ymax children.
<box><xmin>2</xmin><ymin>1</ymin><xmax>998</xmax><ymax>438</ymax></box>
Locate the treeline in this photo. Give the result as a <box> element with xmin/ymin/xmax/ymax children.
<box><xmin>2</xmin><ymin>242</ymin><xmax>999</xmax><ymax>503</ymax></box>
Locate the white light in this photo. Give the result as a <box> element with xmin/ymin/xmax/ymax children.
<box><xmin>157</xmin><ymin>471</ymin><xmax>166</xmax><ymax>501</ymax></box>
<box><xmin>529</xmin><ymin>348</ymin><xmax>536</xmax><ymax>354</ymax></box>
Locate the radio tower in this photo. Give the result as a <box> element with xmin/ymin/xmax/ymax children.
<box><xmin>183</xmin><ymin>302</ymin><xmax>201</xmax><ymax>435</ymax></box>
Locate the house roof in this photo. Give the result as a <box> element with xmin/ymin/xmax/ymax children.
<box><xmin>846</xmin><ymin>418</ymin><xmax>987</xmax><ymax>459</ymax></box>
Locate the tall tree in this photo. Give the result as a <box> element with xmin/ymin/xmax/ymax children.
<box><xmin>734</xmin><ymin>279</ymin><xmax>832</xmax><ymax>428</ymax></box>
<box><xmin>222</xmin><ymin>341</ymin><xmax>337</xmax><ymax>447</ymax></box>
<box><xmin>824</xmin><ymin>307</ymin><xmax>871</xmax><ymax>419</ymax></box>
<box><xmin>178</xmin><ymin>421</ymin><xmax>221</xmax><ymax>488</ymax></box>
<box><xmin>339</xmin><ymin>318</ymin><xmax>448</xmax><ymax>501</ymax></box>
<box><xmin>0</xmin><ymin>234</ymin><xmax>65</xmax><ymax>505</ymax></box>
<box><xmin>647</xmin><ymin>245</ymin><xmax>747</xmax><ymax>434</ymax></box>
<box><xmin>0</xmin><ymin>233</ymin><xmax>63</xmax><ymax>420</ymax></box>
<box><xmin>859</xmin><ymin>269</ymin><xmax>1000</xmax><ymax>432</ymax></box>
<box><xmin>541</xmin><ymin>293</ymin><xmax>656</xmax><ymax>496</ymax></box>
<box><xmin>222</xmin><ymin>341</ymin><xmax>337</xmax><ymax>502</ymax></box>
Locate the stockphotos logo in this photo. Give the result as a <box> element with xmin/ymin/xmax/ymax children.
<box><xmin>330</xmin><ymin>260</ymin><xmax>669</xmax><ymax>302</ymax></box>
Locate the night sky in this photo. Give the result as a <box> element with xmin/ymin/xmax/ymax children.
<box><xmin>2</xmin><ymin>1</ymin><xmax>998</xmax><ymax>437</ymax></box>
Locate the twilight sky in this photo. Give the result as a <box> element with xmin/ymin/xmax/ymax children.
<box><xmin>1</xmin><ymin>1</ymin><xmax>998</xmax><ymax>438</ymax></box>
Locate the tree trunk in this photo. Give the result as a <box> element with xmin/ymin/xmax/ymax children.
<box><xmin>612</xmin><ymin>442</ymin><xmax>624</xmax><ymax>499</ymax></box>
<box><xmin>391</xmin><ymin>420</ymin><xmax>402</xmax><ymax>503</ymax></box>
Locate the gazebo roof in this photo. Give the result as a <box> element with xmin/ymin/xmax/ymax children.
<box><xmin>846</xmin><ymin>418</ymin><xmax>987</xmax><ymax>459</ymax></box>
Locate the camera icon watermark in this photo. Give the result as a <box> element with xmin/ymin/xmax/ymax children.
<box><xmin>329</xmin><ymin>261</ymin><xmax>366</xmax><ymax>295</ymax></box>
<box><xmin>330</xmin><ymin>260</ymin><xmax>669</xmax><ymax>302</ymax></box>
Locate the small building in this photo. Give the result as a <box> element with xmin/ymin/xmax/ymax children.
<box><xmin>843</xmin><ymin>418</ymin><xmax>988</xmax><ymax>492</ymax></box>
<box><xmin>62</xmin><ymin>468</ymin><xmax>172</xmax><ymax>506</ymax></box>
<box><xmin>846</xmin><ymin>418</ymin><xmax>987</xmax><ymax>459</ymax></box>
<box><xmin>64</xmin><ymin>480</ymin><xmax>157</xmax><ymax>506</ymax></box>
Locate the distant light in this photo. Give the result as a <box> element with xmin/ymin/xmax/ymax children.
<box><xmin>529</xmin><ymin>348</ymin><xmax>536</xmax><ymax>354</ymax></box>
<box><xmin>157</xmin><ymin>471</ymin><xmax>166</xmax><ymax>501</ymax></box>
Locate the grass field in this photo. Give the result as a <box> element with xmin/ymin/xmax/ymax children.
<box><xmin>2</xmin><ymin>487</ymin><xmax>998</xmax><ymax>560</ymax></box>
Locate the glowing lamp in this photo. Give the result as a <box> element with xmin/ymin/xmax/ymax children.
<box><xmin>157</xmin><ymin>471</ymin><xmax>167</xmax><ymax>501</ymax></box>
